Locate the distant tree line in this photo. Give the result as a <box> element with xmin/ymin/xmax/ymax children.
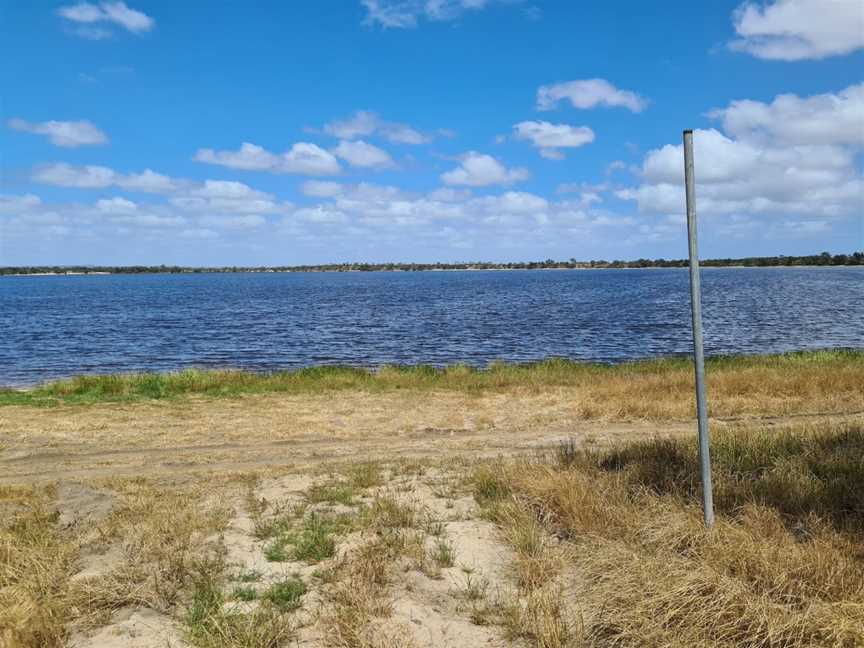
<box><xmin>2</xmin><ymin>251</ymin><xmax>861</xmax><ymax>275</ymax></box>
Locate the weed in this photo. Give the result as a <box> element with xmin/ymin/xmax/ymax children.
<box><xmin>235</xmin><ymin>569</ymin><xmax>262</xmax><ymax>583</ymax></box>
<box><xmin>307</xmin><ymin>483</ymin><xmax>355</xmax><ymax>506</ymax></box>
<box><xmin>231</xmin><ymin>586</ymin><xmax>257</xmax><ymax>601</ymax></box>
<box><xmin>349</xmin><ymin>462</ymin><xmax>384</xmax><ymax>489</ymax></box>
<box><xmin>262</xmin><ymin>578</ymin><xmax>306</xmax><ymax>611</ymax></box>
<box><xmin>290</xmin><ymin>514</ymin><xmax>337</xmax><ymax>563</ymax></box>
<box><xmin>432</xmin><ymin>539</ymin><xmax>455</xmax><ymax>568</ymax></box>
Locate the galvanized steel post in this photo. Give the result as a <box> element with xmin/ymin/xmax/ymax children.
<box><xmin>683</xmin><ymin>129</ymin><xmax>715</xmax><ymax>528</ymax></box>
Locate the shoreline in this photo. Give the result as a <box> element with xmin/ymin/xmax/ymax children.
<box><xmin>3</xmin><ymin>348</ymin><xmax>860</xmax><ymax>404</ymax></box>
<box><xmin>2</xmin><ymin>264</ymin><xmax>861</xmax><ymax>277</ymax></box>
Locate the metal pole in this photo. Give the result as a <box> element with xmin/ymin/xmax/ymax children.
<box><xmin>683</xmin><ymin>129</ymin><xmax>715</xmax><ymax>528</ymax></box>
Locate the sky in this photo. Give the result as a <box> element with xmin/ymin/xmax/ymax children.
<box><xmin>1</xmin><ymin>0</ymin><xmax>862</xmax><ymax>266</ymax></box>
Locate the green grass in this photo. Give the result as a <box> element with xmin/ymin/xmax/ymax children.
<box><xmin>265</xmin><ymin>513</ymin><xmax>345</xmax><ymax>564</ymax></box>
<box><xmin>307</xmin><ymin>483</ymin><xmax>355</xmax><ymax>506</ymax></box>
<box><xmin>262</xmin><ymin>578</ymin><xmax>306</xmax><ymax>611</ymax></box>
<box><xmin>432</xmin><ymin>539</ymin><xmax>455</xmax><ymax>567</ymax></box>
<box><xmin>235</xmin><ymin>569</ymin><xmax>262</xmax><ymax>583</ymax></box>
<box><xmin>231</xmin><ymin>586</ymin><xmax>257</xmax><ymax>601</ymax></box>
<box><xmin>184</xmin><ymin>575</ymin><xmax>295</xmax><ymax>647</ymax></box>
<box><xmin>3</xmin><ymin>349</ymin><xmax>860</xmax><ymax>406</ymax></box>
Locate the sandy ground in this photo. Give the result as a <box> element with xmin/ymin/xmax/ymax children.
<box><xmin>58</xmin><ymin>470</ymin><xmax>520</xmax><ymax>648</ymax></box>
<box><xmin>0</xmin><ymin>390</ymin><xmax>685</xmax><ymax>484</ymax></box>
<box><xmin>3</xmin><ymin>389</ymin><xmax>852</xmax><ymax>485</ymax></box>
<box><xmin>4</xmin><ymin>391</ymin><xmax>860</xmax><ymax>648</ymax></box>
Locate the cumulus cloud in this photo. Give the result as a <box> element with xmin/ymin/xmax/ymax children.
<box><xmin>618</xmin><ymin>84</ymin><xmax>864</xmax><ymax>223</ymax></box>
<box><xmin>729</xmin><ymin>0</ymin><xmax>864</xmax><ymax>60</ymax></box>
<box><xmin>96</xmin><ymin>196</ymin><xmax>138</xmax><ymax>214</ymax></box>
<box><xmin>32</xmin><ymin>163</ymin><xmax>183</xmax><ymax>193</ymax></box>
<box><xmin>7</xmin><ymin>118</ymin><xmax>107</xmax><ymax>147</ymax></box>
<box><xmin>537</xmin><ymin>79</ymin><xmax>647</xmax><ymax>112</ymax></box>
<box><xmin>707</xmin><ymin>83</ymin><xmax>864</xmax><ymax>147</ymax></box>
<box><xmin>172</xmin><ymin>180</ymin><xmax>285</xmax><ymax>215</ymax></box>
<box><xmin>441</xmin><ymin>152</ymin><xmax>529</xmax><ymax>186</ymax></box>
<box><xmin>194</xmin><ymin>142</ymin><xmax>341</xmax><ymax>175</ymax></box>
<box><xmin>361</xmin><ymin>0</ymin><xmax>500</xmax><ymax>28</ymax></box>
<box><xmin>0</xmin><ymin>194</ymin><xmax>42</xmax><ymax>214</ymax></box>
<box><xmin>14</xmin><ymin>166</ymin><xmax>295</xmax><ymax>249</ymax></box>
<box><xmin>193</xmin><ymin>142</ymin><xmax>277</xmax><ymax>171</ymax></box>
<box><xmin>513</xmin><ymin>120</ymin><xmax>595</xmax><ymax>159</ymax></box>
<box><xmin>332</xmin><ymin>140</ymin><xmax>396</xmax><ymax>169</ymax></box>
<box><xmin>57</xmin><ymin>1</ymin><xmax>154</xmax><ymax>37</ymax></box>
<box><xmin>301</xmin><ymin>181</ymin><xmax>344</xmax><ymax>197</ymax></box>
<box><xmin>29</xmin><ymin>164</ymin><xmax>290</xmax><ymax>217</ymax></box>
<box><xmin>322</xmin><ymin>111</ymin><xmax>431</xmax><ymax>144</ymax></box>
<box><xmin>119</xmin><ymin>169</ymin><xmax>181</xmax><ymax>193</ymax></box>
<box><xmin>32</xmin><ymin>163</ymin><xmax>117</xmax><ymax>188</ymax></box>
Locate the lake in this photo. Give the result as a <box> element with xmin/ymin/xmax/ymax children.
<box><xmin>1</xmin><ymin>267</ymin><xmax>862</xmax><ymax>386</ymax></box>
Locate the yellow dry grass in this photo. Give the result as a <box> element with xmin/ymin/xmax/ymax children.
<box><xmin>475</xmin><ymin>420</ymin><xmax>864</xmax><ymax>647</ymax></box>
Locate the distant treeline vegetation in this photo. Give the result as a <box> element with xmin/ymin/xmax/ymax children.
<box><xmin>2</xmin><ymin>251</ymin><xmax>862</xmax><ymax>275</ymax></box>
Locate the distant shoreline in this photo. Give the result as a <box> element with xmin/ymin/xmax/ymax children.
<box><xmin>2</xmin><ymin>265</ymin><xmax>861</xmax><ymax>277</ymax></box>
<box><xmin>2</xmin><ymin>252</ymin><xmax>861</xmax><ymax>276</ymax></box>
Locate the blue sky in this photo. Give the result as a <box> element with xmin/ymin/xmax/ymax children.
<box><xmin>1</xmin><ymin>0</ymin><xmax>862</xmax><ymax>265</ymax></box>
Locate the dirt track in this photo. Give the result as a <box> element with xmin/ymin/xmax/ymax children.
<box><xmin>2</xmin><ymin>389</ymin><xmax>859</xmax><ymax>484</ymax></box>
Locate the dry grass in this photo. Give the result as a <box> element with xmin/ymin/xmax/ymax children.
<box><xmin>320</xmin><ymin>494</ymin><xmax>424</xmax><ymax>648</ymax></box>
<box><xmin>474</xmin><ymin>420</ymin><xmax>864</xmax><ymax>647</ymax></box>
<box><xmin>0</xmin><ymin>490</ymin><xmax>77</xmax><ymax>648</ymax></box>
<box><xmin>0</xmin><ymin>479</ymin><xmax>235</xmax><ymax>648</ymax></box>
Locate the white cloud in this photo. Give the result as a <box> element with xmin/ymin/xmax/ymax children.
<box><xmin>427</xmin><ymin>187</ymin><xmax>472</xmax><ymax>202</ymax></box>
<box><xmin>477</xmin><ymin>191</ymin><xmax>549</xmax><ymax>213</ymax></box>
<box><xmin>707</xmin><ymin>83</ymin><xmax>864</xmax><ymax>147</ymax></box>
<box><xmin>361</xmin><ymin>0</ymin><xmax>499</xmax><ymax>28</ymax></box>
<box><xmin>32</xmin><ymin>164</ymin><xmax>184</xmax><ymax>193</ymax></box>
<box><xmin>33</xmin><ymin>163</ymin><xmax>116</xmax><ymax>188</ymax></box>
<box><xmin>29</xmin><ymin>164</ymin><xmax>290</xmax><ymax>216</ymax></box>
<box><xmin>323</xmin><ymin>111</ymin><xmax>431</xmax><ymax>144</ymax></box>
<box><xmin>301</xmin><ymin>181</ymin><xmax>344</xmax><ymax>197</ymax></box>
<box><xmin>619</xmin><ymin>85</ymin><xmax>864</xmax><ymax>221</ymax></box>
<box><xmin>441</xmin><ymin>152</ymin><xmax>529</xmax><ymax>186</ymax></box>
<box><xmin>282</xmin><ymin>143</ymin><xmax>342</xmax><ymax>175</ymax></box>
<box><xmin>172</xmin><ymin>180</ymin><xmax>287</xmax><ymax>215</ymax></box>
<box><xmin>7</xmin><ymin>118</ymin><xmax>107</xmax><ymax>147</ymax></box>
<box><xmin>190</xmin><ymin>180</ymin><xmax>271</xmax><ymax>200</ymax></box>
<box><xmin>729</xmin><ymin>0</ymin><xmax>864</xmax><ymax>60</ymax></box>
<box><xmin>58</xmin><ymin>2</ymin><xmax>155</xmax><ymax>36</ymax></box>
<box><xmin>194</xmin><ymin>142</ymin><xmax>341</xmax><ymax>175</ymax></box>
<box><xmin>332</xmin><ymin>140</ymin><xmax>396</xmax><ymax>169</ymax></box>
<box><xmin>537</xmin><ymin>79</ymin><xmax>647</xmax><ymax>112</ymax></box>
<box><xmin>194</xmin><ymin>142</ymin><xmax>278</xmax><ymax>171</ymax></box>
<box><xmin>513</xmin><ymin>120</ymin><xmax>595</xmax><ymax>159</ymax></box>
<box><xmin>0</xmin><ymin>194</ymin><xmax>43</xmax><ymax>214</ymax></box>
<box><xmin>295</xmin><ymin>206</ymin><xmax>349</xmax><ymax>224</ymax></box>
<box><xmin>117</xmin><ymin>169</ymin><xmax>181</xmax><ymax>193</ymax></box>
<box><xmin>199</xmin><ymin>214</ymin><xmax>267</xmax><ymax>230</ymax></box>
<box><xmin>96</xmin><ymin>196</ymin><xmax>137</xmax><ymax>214</ymax></box>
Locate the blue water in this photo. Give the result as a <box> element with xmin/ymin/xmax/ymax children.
<box><xmin>1</xmin><ymin>267</ymin><xmax>862</xmax><ymax>386</ymax></box>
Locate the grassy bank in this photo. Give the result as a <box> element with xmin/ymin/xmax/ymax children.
<box><xmin>2</xmin><ymin>349</ymin><xmax>863</xmax><ymax>417</ymax></box>
<box><xmin>474</xmin><ymin>419</ymin><xmax>864</xmax><ymax>647</ymax></box>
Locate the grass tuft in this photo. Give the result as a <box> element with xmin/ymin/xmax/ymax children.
<box><xmin>262</xmin><ymin>578</ymin><xmax>305</xmax><ymax>611</ymax></box>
